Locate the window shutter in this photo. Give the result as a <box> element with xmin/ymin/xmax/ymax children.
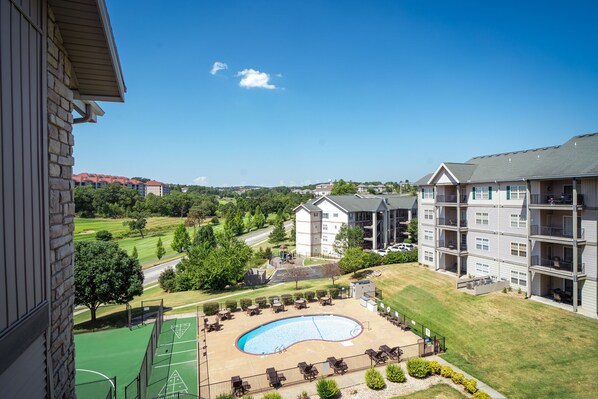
<box><xmin>488</xmin><ymin>186</ymin><xmax>493</xmax><ymax>200</ymax></box>
<box><xmin>506</xmin><ymin>185</ymin><xmax>511</xmax><ymax>200</ymax></box>
<box><xmin>472</xmin><ymin>187</ymin><xmax>476</xmax><ymax>200</ymax></box>
<box><xmin>432</xmin><ymin>188</ymin><xmax>435</xmax><ymax>199</ymax></box>
<box><xmin>421</xmin><ymin>188</ymin><xmax>424</xmax><ymax>199</ymax></box>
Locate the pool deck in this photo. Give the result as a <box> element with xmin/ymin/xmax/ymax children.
<box><xmin>200</xmin><ymin>297</ymin><xmax>421</xmax><ymax>385</ymax></box>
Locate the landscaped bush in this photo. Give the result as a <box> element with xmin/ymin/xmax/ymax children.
<box><xmin>362</xmin><ymin>251</ymin><xmax>383</xmax><ymax>268</ymax></box>
<box><xmin>203</xmin><ymin>302</ymin><xmax>220</xmax><ymax>316</ymax></box>
<box><xmin>262</xmin><ymin>392</ymin><xmax>282</xmax><ymax>399</ymax></box>
<box><xmin>329</xmin><ymin>287</ymin><xmax>340</xmax><ymax>299</ymax></box>
<box><xmin>225</xmin><ymin>300</ymin><xmax>237</xmax><ymax>312</ymax></box>
<box><xmin>463</xmin><ymin>378</ymin><xmax>478</xmax><ymax>394</ymax></box>
<box><xmin>315</xmin><ymin>377</ymin><xmax>339</xmax><ymax>399</ymax></box>
<box><xmin>428</xmin><ymin>360</ymin><xmax>441</xmax><ymax>375</ymax></box>
<box><xmin>385</xmin><ymin>363</ymin><xmax>406</xmax><ymax>383</ymax></box>
<box><xmin>95</xmin><ymin>230</ymin><xmax>113</xmax><ymax>241</ymax></box>
<box><xmin>406</xmin><ymin>358</ymin><xmax>431</xmax><ymax>378</ymax></box>
<box><xmin>158</xmin><ymin>268</ymin><xmax>177</xmax><ymax>293</ymax></box>
<box><xmin>451</xmin><ymin>372</ymin><xmax>464</xmax><ymax>385</ymax></box>
<box><xmin>281</xmin><ymin>294</ymin><xmax>294</xmax><ymax>305</ymax></box>
<box><xmin>304</xmin><ymin>291</ymin><xmax>316</xmax><ymax>301</ymax></box>
<box><xmin>403</xmin><ymin>238</ymin><xmax>412</xmax><ymax>243</ymax></box>
<box><xmin>240</xmin><ymin>298</ymin><xmax>253</xmax><ymax>310</ymax></box>
<box><xmin>296</xmin><ymin>390</ymin><xmax>309</xmax><ymax>399</ymax></box>
<box><xmin>255</xmin><ymin>297</ymin><xmax>267</xmax><ymax>309</ymax></box>
<box><xmin>316</xmin><ymin>289</ymin><xmax>327</xmax><ymax>298</ymax></box>
<box><xmin>365</xmin><ymin>367</ymin><xmax>385</xmax><ymax>390</ymax></box>
<box><xmin>215</xmin><ymin>393</ymin><xmax>234</xmax><ymax>399</ymax></box>
<box><xmin>294</xmin><ymin>292</ymin><xmax>304</xmax><ymax>300</ymax></box>
<box><xmin>472</xmin><ymin>390</ymin><xmax>491</xmax><ymax>399</ymax></box>
<box><xmin>440</xmin><ymin>365</ymin><xmax>454</xmax><ymax>378</ymax></box>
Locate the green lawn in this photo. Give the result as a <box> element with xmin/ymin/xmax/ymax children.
<box><xmin>303</xmin><ymin>257</ymin><xmax>328</xmax><ymax>266</ymax></box>
<box><xmin>392</xmin><ymin>384</ymin><xmax>466</xmax><ymax>398</ymax></box>
<box><xmin>75</xmin><ymin>216</ymin><xmax>183</xmax><ymax>240</ymax></box>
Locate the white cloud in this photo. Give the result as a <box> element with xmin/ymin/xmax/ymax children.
<box><xmin>236</xmin><ymin>68</ymin><xmax>276</xmax><ymax>89</ymax></box>
<box><xmin>210</xmin><ymin>61</ymin><xmax>228</xmax><ymax>75</ymax></box>
<box><xmin>193</xmin><ymin>176</ymin><xmax>208</xmax><ymax>185</ymax></box>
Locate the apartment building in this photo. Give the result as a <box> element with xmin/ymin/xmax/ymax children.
<box><xmin>314</xmin><ymin>183</ymin><xmax>333</xmax><ymax>197</ymax></box>
<box><xmin>417</xmin><ymin>133</ymin><xmax>598</xmax><ymax>317</ymax></box>
<box><xmin>357</xmin><ymin>184</ymin><xmax>388</xmax><ymax>194</ymax></box>
<box><xmin>144</xmin><ymin>179</ymin><xmax>171</xmax><ymax>197</ymax></box>
<box><xmin>0</xmin><ymin>0</ymin><xmax>125</xmax><ymax>397</ymax></box>
<box><xmin>295</xmin><ymin>194</ymin><xmax>417</xmax><ymax>257</ymax></box>
<box><xmin>73</xmin><ymin>173</ymin><xmax>145</xmax><ymax>197</ymax></box>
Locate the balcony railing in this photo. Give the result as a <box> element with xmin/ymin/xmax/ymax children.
<box><xmin>530</xmin><ymin>225</ymin><xmax>584</xmax><ymax>239</ymax></box>
<box><xmin>437</xmin><ymin>240</ymin><xmax>467</xmax><ymax>251</ymax></box>
<box><xmin>436</xmin><ymin>194</ymin><xmax>468</xmax><ymax>204</ymax></box>
<box><xmin>531</xmin><ymin>255</ymin><xmax>584</xmax><ymax>274</ymax></box>
<box><xmin>437</xmin><ymin>218</ymin><xmax>467</xmax><ymax>227</ymax></box>
<box><xmin>530</xmin><ymin>193</ymin><xmax>584</xmax><ymax>205</ymax></box>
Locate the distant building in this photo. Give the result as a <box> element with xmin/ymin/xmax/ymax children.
<box><xmin>145</xmin><ymin>180</ymin><xmax>171</xmax><ymax>197</ymax></box>
<box><xmin>315</xmin><ymin>183</ymin><xmax>333</xmax><ymax>197</ymax></box>
<box><xmin>357</xmin><ymin>184</ymin><xmax>389</xmax><ymax>194</ymax></box>
<box><xmin>294</xmin><ymin>194</ymin><xmax>417</xmax><ymax>257</ymax></box>
<box><xmin>73</xmin><ymin>173</ymin><xmax>145</xmax><ymax>197</ymax></box>
<box><xmin>292</xmin><ymin>189</ymin><xmax>313</xmax><ymax>195</ymax></box>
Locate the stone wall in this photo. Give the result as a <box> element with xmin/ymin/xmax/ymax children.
<box><xmin>47</xmin><ymin>6</ymin><xmax>76</xmax><ymax>399</ymax></box>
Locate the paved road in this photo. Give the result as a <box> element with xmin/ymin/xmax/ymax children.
<box><xmin>143</xmin><ymin>221</ymin><xmax>292</xmax><ymax>286</ymax></box>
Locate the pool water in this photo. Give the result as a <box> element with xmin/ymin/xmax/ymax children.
<box><xmin>236</xmin><ymin>315</ymin><xmax>362</xmax><ymax>355</ymax></box>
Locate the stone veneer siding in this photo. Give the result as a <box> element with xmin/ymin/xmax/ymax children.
<box><xmin>47</xmin><ymin>6</ymin><xmax>76</xmax><ymax>399</ymax></box>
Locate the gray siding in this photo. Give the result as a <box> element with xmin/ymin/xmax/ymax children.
<box><xmin>1</xmin><ymin>0</ymin><xmax>47</xmax><ymax>333</ymax></box>
<box><xmin>0</xmin><ymin>333</ymin><xmax>47</xmax><ymax>398</ymax></box>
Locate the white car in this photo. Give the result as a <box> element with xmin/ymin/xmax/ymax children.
<box><xmin>374</xmin><ymin>249</ymin><xmax>389</xmax><ymax>256</ymax></box>
<box><xmin>401</xmin><ymin>243</ymin><xmax>415</xmax><ymax>250</ymax></box>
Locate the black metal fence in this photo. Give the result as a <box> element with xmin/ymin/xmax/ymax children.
<box><xmin>75</xmin><ymin>376</ymin><xmax>117</xmax><ymax>399</ymax></box>
<box><xmin>124</xmin><ymin>299</ymin><xmax>164</xmax><ymax>399</ymax></box>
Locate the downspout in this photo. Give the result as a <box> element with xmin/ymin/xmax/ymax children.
<box><xmin>73</xmin><ymin>103</ymin><xmax>93</xmax><ymax>124</ymax></box>
<box><xmin>496</xmin><ymin>181</ymin><xmax>501</xmax><ymax>280</ymax></box>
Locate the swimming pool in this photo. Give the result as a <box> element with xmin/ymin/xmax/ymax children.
<box><xmin>236</xmin><ymin>315</ymin><xmax>363</xmax><ymax>355</ymax></box>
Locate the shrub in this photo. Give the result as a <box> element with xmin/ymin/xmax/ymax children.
<box><xmin>304</xmin><ymin>291</ymin><xmax>316</xmax><ymax>302</ymax></box>
<box><xmin>428</xmin><ymin>360</ymin><xmax>441</xmax><ymax>375</ymax></box>
<box><xmin>406</xmin><ymin>358</ymin><xmax>430</xmax><ymax>379</ymax></box>
<box><xmin>158</xmin><ymin>268</ymin><xmax>177</xmax><ymax>293</ymax></box>
<box><xmin>362</xmin><ymin>251</ymin><xmax>383</xmax><ymax>268</ymax></box>
<box><xmin>211</xmin><ymin>216</ymin><xmax>219</xmax><ymax>225</ymax></box>
<box><xmin>385</xmin><ymin>363</ymin><xmax>406</xmax><ymax>383</ymax></box>
<box><xmin>225</xmin><ymin>300</ymin><xmax>237</xmax><ymax>312</ymax></box>
<box><xmin>296</xmin><ymin>390</ymin><xmax>309</xmax><ymax>399</ymax></box>
<box><xmin>403</xmin><ymin>238</ymin><xmax>412</xmax><ymax>243</ymax></box>
<box><xmin>294</xmin><ymin>292</ymin><xmax>304</xmax><ymax>300</ymax></box>
<box><xmin>329</xmin><ymin>287</ymin><xmax>340</xmax><ymax>299</ymax></box>
<box><xmin>365</xmin><ymin>367</ymin><xmax>385</xmax><ymax>390</ymax></box>
<box><xmin>215</xmin><ymin>394</ymin><xmax>234</xmax><ymax>399</ymax></box>
<box><xmin>242</xmin><ymin>396</ymin><xmax>254</xmax><ymax>399</ymax></box>
<box><xmin>262</xmin><ymin>392</ymin><xmax>282</xmax><ymax>399</ymax></box>
<box><xmin>95</xmin><ymin>230</ymin><xmax>113</xmax><ymax>241</ymax></box>
<box><xmin>463</xmin><ymin>378</ymin><xmax>478</xmax><ymax>394</ymax></box>
<box><xmin>451</xmin><ymin>372</ymin><xmax>464</xmax><ymax>385</ymax></box>
<box><xmin>203</xmin><ymin>302</ymin><xmax>220</xmax><ymax>316</ymax></box>
<box><xmin>239</xmin><ymin>298</ymin><xmax>253</xmax><ymax>310</ymax></box>
<box><xmin>472</xmin><ymin>390</ymin><xmax>492</xmax><ymax>399</ymax></box>
<box><xmin>255</xmin><ymin>297</ymin><xmax>267</xmax><ymax>309</ymax></box>
<box><xmin>502</xmin><ymin>287</ymin><xmax>508</xmax><ymax>293</ymax></box>
<box><xmin>316</xmin><ymin>289</ymin><xmax>327</xmax><ymax>299</ymax></box>
<box><xmin>281</xmin><ymin>294</ymin><xmax>294</xmax><ymax>305</ymax></box>
<box><xmin>440</xmin><ymin>366</ymin><xmax>454</xmax><ymax>378</ymax></box>
<box><xmin>315</xmin><ymin>377</ymin><xmax>339</xmax><ymax>399</ymax></box>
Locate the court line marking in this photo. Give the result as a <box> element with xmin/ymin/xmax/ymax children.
<box><xmin>154</xmin><ymin>360</ymin><xmax>197</xmax><ymax>368</ymax></box>
<box><xmin>76</xmin><ymin>369</ymin><xmax>115</xmax><ymax>388</ymax></box>
<box><xmin>160</xmin><ymin>339</ymin><xmax>196</xmax><ymax>347</ymax></box>
<box><xmin>158</xmin><ymin>349</ymin><xmax>196</xmax><ymax>357</ymax></box>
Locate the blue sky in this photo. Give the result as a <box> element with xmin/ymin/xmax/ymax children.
<box><xmin>74</xmin><ymin>0</ymin><xmax>598</xmax><ymax>187</ymax></box>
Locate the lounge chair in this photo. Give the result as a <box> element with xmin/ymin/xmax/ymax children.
<box><xmin>297</xmin><ymin>362</ymin><xmax>319</xmax><ymax>380</ymax></box>
<box><xmin>206</xmin><ymin>318</ymin><xmax>221</xmax><ymax>332</ymax></box>
<box><xmin>399</xmin><ymin>320</ymin><xmax>411</xmax><ymax>331</ymax></box>
<box><xmin>266</xmin><ymin>367</ymin><xmax>286</xmax><ymax>387</ymax></box>
<box><xmin>365</xmin><ymin>349</ymin><xmax>388</xmax><ymax>365</ymax></box>
<box><xmin>390</xmin><ymin>316</ymin><xmax>401</xmax><ymax>327</ymax></box>
<box><xmin>379</xmin><ymin>344</ymin><xmax>403</xmax><ymax>360</ymax></box>
<box><xmin>327</xmin><ymin>357</ymin><xmax>348</xmax><ymax>374</ymax></box>
<box><xmin>231</xmin><ymin>376</ymin><xmax>250</xmax><ymax>397</ymax></box>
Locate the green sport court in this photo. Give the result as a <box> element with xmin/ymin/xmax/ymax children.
<box><xmin>146</xmin><ymin>317</ymin><xmax>198</xmax><ymax>398</ymax></box>
<box><xmin>75</xmin><ymin>324</ymin><xmax>154</xmax><ymax>399</ymax></box>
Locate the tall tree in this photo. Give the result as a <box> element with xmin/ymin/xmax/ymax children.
<box><xmin>171</xmin><ymin>223</ymin><xmax>191</xmax><ymax>253</ymax></box>
<box><xmin>290</xmin><ymin>218</ymin><xmax>297</xmax><ymax>242</ymax></box>
<box><xmin>286</xmin><ymin>263</ymin><xmax>309</xmax><ymax>290</ymax></box>
<box><xmin>268</xmin><ymin>217</ymin><xmax>286</xmax><ymax>243</ymax></box>
<box><xmin>407</xmin><ymin>218</ymin><xmax>418</xmax><ymax>242</ymax></box>
<box><xmin>75</xmin><ymin>241</ymin><xmax>143</xmax><ymax>322</ymax></box>
<box><xmin>338</xmin><ymin>247</ymin><xmax>366</xmax><ymax>276</ymax></box>
<box><xmin>322</xmin><ymin>263</ymin><xmax>341</xmax><ymax>286</ymax></box>
<box><xmin>156</xmin><ymin>238</ymin><xmax>166</xmax><ymax>260</ymax></box>
<box><xmin>333</xmin><ymin>224</ymin><xmax>364</xmax><ymax>255</ymax></box>
<box><xmin>131</xmin><ymin>246</ymin><xmax>138</xmax><ymax>259</ymax></box>
<box><xmin>123</xmin><ymin>211</ymin><xmax>147</xmax><ymax>238</ymax></box>
<box><xmin>193</xmin><ymin>225</ymin><xmax>217</xmax><ymax>249</ymax></box>
<box><xmin>331</xmin><ymin>179</ymin><xmax>357</xmax><ymax>195</ymax></box>
<box><xmin>253</xmin><ymin>206</ymin><xmax>266</xmax><ymax>229</ymax></box>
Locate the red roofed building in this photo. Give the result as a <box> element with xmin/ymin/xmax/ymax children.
<box><xmin>73</xmin><ymin>173</ymin><xmax>147</xmax><ymax>197</ymax></box>
<box><xmin>144</xmin><ymin>180</ymin><xmax>171</xmax><ymax>197</ymax></box>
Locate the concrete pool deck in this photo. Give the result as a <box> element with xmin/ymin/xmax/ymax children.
<box><xmin>199</xmin><ymin>297</ymin><xmax>422</xmax><ymax>389</ymax></box>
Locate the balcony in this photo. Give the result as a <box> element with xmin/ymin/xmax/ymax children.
<box><xmin>437</xmin><ymin>218</ymin><xmax>468</xmax><ymax>228</ymax></box>
<box><xmin>531</xmin><ymin>255</ymin><xmax>585</xmax><ymax>276</ymax></box>
<box><xmin>530</xmin><ymin>194</ymin><xmax>584</xmax><ymax>208</ymax></box>
<box><xmin>530</xmin><ymin>225</ymin><xmax>584</xmax><ymax>241</ymax></box>
<box><xmin>436</xmin><ymin>240</ymin><xmax>467</xmax><ymax>253</ymax></box>
<box><xmin>436</xmin><ymin>194</ymin><xmax>468</xmax><ymax>205</ymax></box>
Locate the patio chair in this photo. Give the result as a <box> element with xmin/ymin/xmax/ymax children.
<box><xmin>231</xmin><ymin>376</ymin><xmax>250</xmax><ymax>397</ymax></box>
<box><xmin>266</xmin><ymin>367</ymin><xmax>286</xmax><ymax>387</ymax></box>
<box><xmin>365</xmin><ymin>349</ymin><xmax>388</xmax><ymax>365</ymax></box>
<box><xmin>390</xmin><ymin>316</ymin><xmax>401</xmax><ymax>327</ymax></box>
<box><xmin>297</xmin><ymin>362</ymin><xmax>319</xmax><ymax>380</ymax></box>
<box><xmin>379</xmin><ymin>344</ymin><xmax>403</xmax><ymax>360</ymax></box>
<box><xmin>553</xmin><ymin>291</ymin><xmax>562</xmax><ymax>303</ymax></box>
<box><xmin>327</xmin><ymin>357</ymin><xmax>348</xmax><ymax>374</ymax></box>
<box><xmin>399</xmin><ymin>320</ymin><xmax>411</xmax><ymax>331</ymax></box>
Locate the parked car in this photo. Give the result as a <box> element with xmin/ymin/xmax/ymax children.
<box><xmin>402</xmin><ymin>243</ymin><xmax>415</xmax><ymax>250</ymax></box>
<box><xmin>374</xmin><ymin>249</ymin><xmax>390</xmax><ymax>256</ymax></box>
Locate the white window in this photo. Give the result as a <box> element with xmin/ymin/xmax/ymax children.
<box><xmin>475</xmin><ymin>212</ymin><xmax>489</xmax><ymax>225</ymax></box>
<box><xmin>424</xmin><ymin>230</ymin><xmax>433</xmax><ymax>241</ymax></box>
<box><xmin>511</xmin><ymin>270</ymin><xmax>527</xmax><ymax>286</ymax></box>
<box><xmin>473</xmin><ymin>186</ymin><xmax>491</xmax><ymax>200</ymax></box>
<box><xmin>322</xmin><ymin>213</ymin><xmax>329</xmax><ymax>219</ymax></box>
<box><xmin>510</xmin><ymin>214</ymin><xmax>526</xmax><ymax>228</ymax></box>
<box><xmin>424</xmin><ymin>251</ymin><xmax>434</xmax><ymax>262</ymax></box>
<box><xmin>424</xmin><ymin>210</ymin><xmax>434</xmax><ymax>220</ymax></box>
<box><xmin>333</xmin><ymin>213</ymin><xmax>338</xmax><ymax>218</ymax></box>
<box><xmin>510</xmin><ymin>242</ymin><xmax>527</xmax><ymax>257</ymax></box>
<box><xmin>508</xmin><ymin>185</ymin><xmax>526</xmax><ymax>200</ymax></box>
<box><xmin>475</xmin><ymin>237</ymin><xmax>489</xmax><ymax>251</ymax></box>
<box><xmin>422</xmin><ymin>187</ymin><xmax>435</xmax><ymax>199</ymax></box>
<box><xmin>475</xmin><ymin>262</ymin><xmax>489</xmax><ymax>275</ymax></box>
<box><xmin>323</xmin><ymin>235</ymin><xmax>328</xmax><ymax>242</ymax></box>
<box><xmin>323</xmin><ymin>224</ymin><xmax>328</xmax><ymax>231</ymax></box>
